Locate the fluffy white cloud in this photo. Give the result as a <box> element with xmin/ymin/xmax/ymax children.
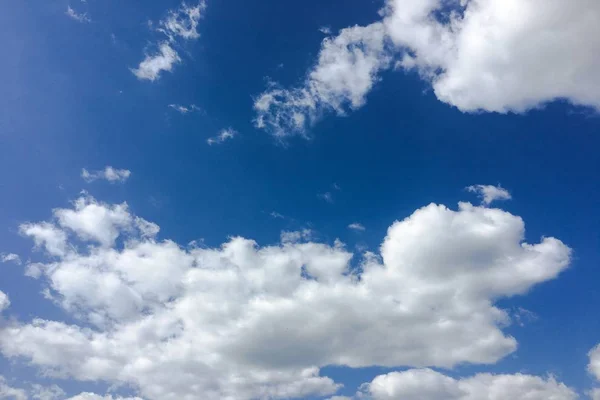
<box><xmin>467</xmin><ymin>184</ymin><xmax>512</xmax><ymax>206</ymax></box>
<box><xmin>588</xmin><ymin>345</ymin><xmax>600</xmax><ymax>381</ymax></box>
<box><xmin>31</xmin><ymin>383</ymin><xmax>66</xmax><ymax>400</ymax></box>
<box><xmin>255</xmin><ymin>0</ymin><xmax>600</xmax><ymax>136</ymax></box>
<box><xmin>254</xmin><ymin>23</ymin><xmax>389</xmax><ymax>137</ymax></box>
<box><xmin>385</xmin><ymin>0</ymin><xmax>600</xmax><ymax>112</ymax></box>
<box><xmin>66</xmin><ymin>6</ymin><xmax>90</xmax><ymax>23</ymax></box>
<box><xmin>82</xmin><ymin>167</ymin><xmax>131</xmax><ymax>183</ymax></box>
<box><xmin>359</xmin><ymin>369</ymin><xmax>577</xmax><ymax>400</ymax></box>
<box><xmin>1</xmin><ymin>253</ymin><xmax>21</xmax><ymax>265</ymax></box>
<box><xmin>133</xmin><ymin>1</ymin><xmax>206</xmax><ymax>81</ymax></box>
<box><xmin>0</xmin><ymin>376</ymin><xmax>27</xmax><ymax>400</ymax></box>
<box><xmin>0</xmin><ymin>194</ymin><xmax>571</xmax><ymax>399</ymax></box>
<box><xmin>348</xmin><ymin>223</ymin><xmax>365</xmax><ymax>231</ymax></box>
<box><xmin>20</xmin><ymin>222</ymin><xmax>68</xmax><ymax>257</ymax></box>
<box><xmin>0</xmin><ymin>290</ymin><xmax>9</xmax><ymax>312</ymax></box>
<box><xmin>590</xmin><ymin>389</ymin><xmax>600</xmax><ymax>400</ymax></box>
<box><xmin>207</xmin><ymin>128</ymin><xmax>237</xmax><ymax>145</ymax></box>
<box><xmin>131</xmin><ymin>43</ymin><xmax>181</xmax><ymax>82</ymax></box>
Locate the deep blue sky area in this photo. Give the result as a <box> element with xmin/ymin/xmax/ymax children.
<box><xmin>1</xmin><ymin>0</ymin><xmax>599</xmax><ymax>399</ymax></box>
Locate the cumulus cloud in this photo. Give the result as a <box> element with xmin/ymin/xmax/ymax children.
<box><xmin>348</xmin><ymin>223</ymin><xmax>365</xmax><ymax>231</ymax></box>
<box><xmin>467</xmin><ymin>184</ymin><xmax>512</xmax><ymax>206</ymax></box>
<box><xmin>0</xmin><ymin>376</ymin><xmax>27</xmax><ymax>400</ymax></box>
<box><xmin>0</xmin><ymin>290</ymin><xmax>9</xmax><ymax>312</ymax></box>
<box><xmin>82</xmin><ymin>167</ymin><xmax>131</xmax><ymax>183</ymax></box>
<box><xmin>358</xmin><ymin>369</ymin><xmax>577</xmax><ymax>400</ymax></box>
<box><xmin>66</xmin><ymin>6</ymin><xmax>90</xmax><ymax>23</ymax></box>
<box><xmin>254</xmin><ymin>23</ymin><xmax>389</xmax><ymax>137</ymax></box>
<box><xmin>1</xmin><ymin>253</ymin><xmax>21</xmax><ymax>265</ymax></box>
<box><xmin>0</xmin><ymin>194</ymin><xmax>571</xmax><ymax>399</ymax></box>
<box><xmin>133</xmin><ymin>2</ymin><xmax>206</xmax><ymax>81</ymax></box>
<box><xmin>589</xmin><ymin>344</ymin><xmax>600</xmax><ymax>381</ymax></box>
<box><xmin>255</xmin><ymin>0</ymin><xmax>600</xmax><ymax>137</ymax></box>
<box><xmin>207</xmin><ymin>128</ymin><xmax>237</xmax><ymax>145</ymax></box>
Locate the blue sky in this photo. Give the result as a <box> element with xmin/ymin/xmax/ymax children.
<box><xmin>1</xmin><ymin>0</ymin><xmax>600</xmax><ymax>399</ymax></box>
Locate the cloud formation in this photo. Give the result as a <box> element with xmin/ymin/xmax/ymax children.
<box><xmin>467</xmin><ymin>184</ymin><xmax>512</xmax><ymax>206</ymax></box>
<box><xmin>348</xmin><ymin>223</ymin><xmax>365</xmax><ymax>231</ymax></box>
<box><xmin>1</xmin><ymin>253</ymin><xmax>21</xmax><ymax>265</ymax></box>
<box><xmin>358</xmin><ymin>369</ymin><xmax>577</xmax><ymax>400</ymax></box>
<box><xmin>255</xmin><ymin>0</ymin><xmax>600</xmax><ymax>137</ymax></box>
<box><xmin>66</xmin><ymin>6</ymin><xmax>90</xmax><ymax>23</ymax></box>
<box><xmin>168</xmin><ymin>104</ymin><xmax>203</xmax><ymax>114</ymax></box>
<box><xmin>133</xmin><ymin>2</ymin><xmax>206</xmax><ymax>81</ymax></box>
<box><xmin>0</xmin><ymin>191</ymin><xmax>571</xmax><ymax>399</ymax></box>
<box><xmin>207</xmin><ymin>128</ymin><xmax>237</xmax><ymax>145</ymax></box>
<box><xmin>82</xmin><ymin>167</ymin><xmax>131</xmax><ymax>183</ymax></box>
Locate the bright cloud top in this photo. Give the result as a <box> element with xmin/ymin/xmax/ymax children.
<box><xmin>358</xmin><ymin>368</ymin><xmax>577</xmax><ymax>400</ymax></box>
<box><xmin>132</xmin><ymin>1</ymin><xmax>206</xmax><ymax>81</ymax></box>
<box><xmin>0</xmin><ymin>189</ymin><xmax>571</xmax><ymax>400</ymax></box>
<box><xmin>467</xmin><ymin>184</ymin><xmax>512</xmax><ymax>206</ymax></box>
<box><xmin>255</xmin><ymin>0</ymin><xmax>600</xmax><ymax>137</ymax></box>
<box><xmin>82</xmin><ymin>167</ymin><xmax>131</xmax><ymax>183</ymax></box>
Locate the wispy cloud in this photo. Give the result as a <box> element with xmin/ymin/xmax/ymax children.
<box><xmin>81</xmin><ymin>167</ymin><xmax>131</xmax><ymax>183</ymax></box>
<box><xmin>207</xmin><ymin>128</ymin><xmax>237</xmax><ymax>145</ymax></box>
<box><xmin>66</xmin><ymin>6</ymin><xmax>90</xmax><ymax>23</ymax></box>
<box><xmin>319</xmin><ymin>26</ymin><xmax>332</xmax><ymax>35</ymax></box>
<box><xmin>1</xmin><ymin>253</ymin><xmax>21</xmax><ymax>265</ymax></box>
<box><xmin>348</xmin><ymin>223</ymin><xmax>365</xmax><ymax>231</ymax></box>
<box><xmin>270</xmin><ymin>211</ymin><xmax>285</xmax><ymax>219</ymax></box>
<box><xmin>318</xmin><ymin>192</ymin><xmax>334</xmax><ymax>204</ymax></box>
<box><xmin>132</xmin><ymin>1</ymin><xmax>206</xmax><ymax>81</ymax></box>
<box><xmin>168</xmin><ymin>104</ymin><xmax>203</xmax><ymax>114</ymax></box>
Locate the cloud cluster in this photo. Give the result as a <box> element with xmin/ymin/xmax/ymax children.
<box><xmin>132</xmin><ymin>1</ymin><xmax>206</xmax><ymax>81</ymax></box>
<box><xmin>255</xmin><ymin>0</ymin><xmax>600</xmax><ymax>137</ymax></box>
<box><xmin>0</xmin><ymin>191</ymin><xmax>572</xmax><ymax>399</ymax></box>
<box><xmin>357</xmin><ymin>369</ymin><xmax>577</xmax><ymax>400</ymax></box>
<box><xmin>82</xmin><ymin>167</ymin><xmax>131</xmax><ymax>183</ymax></box>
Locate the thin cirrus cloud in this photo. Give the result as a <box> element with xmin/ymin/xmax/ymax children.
<box><xmin>0</xmin><ymin>188</ymin><xmax>572</xmax><ymax>399</ymax></box>
<box><xmin>207</xmin><ymin>128</ymin><xmax>237</xmax><ymax>145</ymax></box>
<box><xmin>168</xmin><ymin>103</ymin><xmax>203</xmax><ymax>114</ymax></box>
<box><xmin>348</xmin><ymin>223</ymin><xmax>365</xmax><ymax>231</ymax></box>
<box><xmin>132</xmin><ymin>1</ymin><xmax>206</xmax><ymax>81</ymax></box>
<box><xmin>65</xmin><ymin>6</ymin><xmax>90</xmax><ymax>23</ymax></box>
<box><xmin>81</xmin><ymin>166</ymin><xmax>131</xmax><ymax>183</ymax></box>
<box><xmin>254</xmin><ymin>0</ymin><xmax>600</xmax><ymax>138</ymax></box>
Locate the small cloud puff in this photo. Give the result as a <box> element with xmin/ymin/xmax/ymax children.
<box><xmin>82</xmin><ymin>167</ymin><xmax>131</xmax><ymax>183</ymax></box>
<box><xmin>348</xmin><ymin>223</ymin><xmax>365</xmax><ymax>231</ymax></box>
<box><xmin>207</xmin><ymin>128</ymin><xmax>237</xmax><ymax>145</ymax></box>
<box><xmin>467</xmin><ymin>184</ymin><xmax>512</xmax><ymax>206</ymax></box>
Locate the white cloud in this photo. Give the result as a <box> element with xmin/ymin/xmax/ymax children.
<box><xmin>270</xmin><ymin>211</ymin><xmax>285</xmax><ymax>219</ymax></box>
<box><xmin>66</xmin><ymin>394</ymin><xmax>143</xmax><ymax>400</ymax></box>
<box><xmin>66</xmin><ymin>6</ymin><xmax>90</xmax><ymax>23</ymax></box>
<box><xmin>280</xmin><ymin>229</ymin><xmax>313</xmax><ymax>244</ymax></box>
<box><xmin>384</xmin><ymin>0</ymin><xmax>600</xmax><ymax>112</ymax></box>
<box><xmin>207</xmin><ymin>128</ymin><xmax>237</xmax><ymax>145</ymax></box>
<box><xmin>0</xmin><ymin>290</ymin><xmax>9</xmax><ymax>312</ymax></box>
<box><xmin>19</xmin><ymin>222</ymin><xmax>68</xmax><ymax>257</ymax></box>
<box><xmin>133</xmin><ymin>2</ymin><xmax>206</xmax><ymax>81</ymax></box>
<box><xmin>255</xmin><ymin>0</ymin><xmax>600</xmax><ymax>137</ymax></box>
<box><xmin>159</xmin><ymin>1</ymin><xmax>206</xmax><ymax>41</ymax></box>
<box><xmin>31</xmin><ymin>383</ymin><xmax>66</xmax><ymax>400</ymax></box>
<box><xmin>359</xmin><ymin>369</ymin><xmax>577</xmax><ymax>400</ymax></box>
<box><xmin>348</xmin><ymin>223</ymin><xmax>365</xmax><ymax>231</ymax></box>
<box><xmin>131</xmin><ymin>43</ymin><xmax>181</xmax><ymax>82</ymax></box>
<box><xmin>254</xmin><ymin>23</ymin><xmax>389</xmax><ymax>138</ymax></box>
<box><xmin>0</xmin><ymin>194</ymin><xmax>572</xmax><ymax>400</ymax></box>
<box><xmin>168</xmin><ymin>104</ymin><xmax>202</xmax><ymax>114</ymax></box>
<box><xmin>589</xmin><ymin>344</ymin><xmax>600</xmax><ymax>381</ymax></box>
<box><xmin>590</xmin><ymin>389</ymin><xmax>600</xmax><ymax>400</ymax></box>
<box><xmin>1</xmin><ymin>253</ymin><xmax>21</xmax><ymax>265</ymax></box>
<box><xmin>0</xmin><ymin>376</ymin><xmax>27</xmax><ymax>400</ymax></box>
<box><xmin>319</xmin><ymin>26</ymin><xmax>332</xmax><ymax>35</ymax></box>
<box><xmin>467</xmin><ymin>184</ymin><xmax>512</xmax><ymax>206</ymax></box>
<box><xmin>82</xmin><ymin>167</ymin><xmax>131</xmax><ymax>183</ymax></box>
